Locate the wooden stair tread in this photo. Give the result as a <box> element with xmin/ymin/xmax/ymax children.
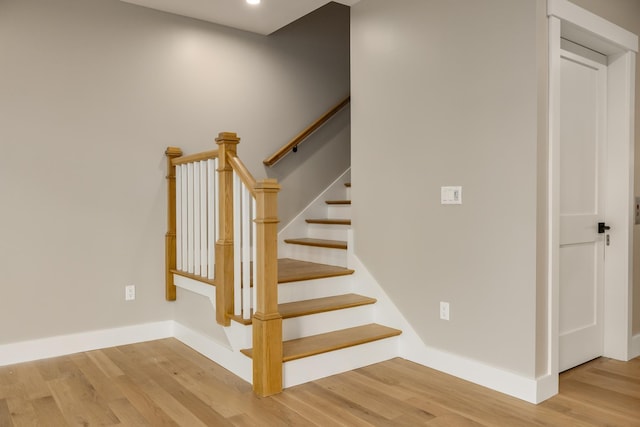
<box><xmin>305</xmin><ymin>218</ymin><xmax>351</xmax><ymax>225</ymax></box>
<box><xmin>241</xmin><ymin>324</ymin><xmax>401</xmax><ymax>362</ymax></box>
<box><xmin>325</xmin><ymin>200</ymin><xmax>351</xmax><ymax>205</ymax></box>
<box><xmin>278</xmin><ymin>293</ymin><xmax>376</xmax><ymax>319</ymax></box>
<box><xmin>278</xmin><ymin>258</ymin><xmax>354</xmax><ymax>283</ymax></box>
<box><xmin>345</xmin><ymin>183</ymin><xmax>351</xmax><ymax>187</ymax></box>
<box><xmin>284</xmin><ymin>238</ymin><xmax>347</xmax><ymax>250</ymax></box>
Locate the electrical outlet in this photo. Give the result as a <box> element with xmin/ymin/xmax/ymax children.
<box><xmin>125</xmin><ymin>285</ymin><xmax>136</xmax><ymax>301</ymax></box>
<box><xmin>440</xmin><ymin>301</ymin><xmax>450</xmax><ymax>320</ymax></box>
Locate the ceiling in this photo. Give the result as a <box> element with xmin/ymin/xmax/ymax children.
<box><xmin>120</xmin><ymin>0</ymin><xmax>359</xmax><ymax>35</ymax></box>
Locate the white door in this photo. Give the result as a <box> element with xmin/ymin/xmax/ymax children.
<box><xmin>558</xmin><ymin>42</ymin><xmax>608</xmax><ymax>372</ymax></box>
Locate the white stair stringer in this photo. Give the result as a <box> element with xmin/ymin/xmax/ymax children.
<box><xmin>283</xmin><ymin>335</ymin><xmax>400</xmax><ymax>388</ymax></box>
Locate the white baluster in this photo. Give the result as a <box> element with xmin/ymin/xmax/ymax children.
<box><xmin>176</xmin><ymin>165</ymin><xmax>182</xmax><ymax>271</ymax></box>
<box><xmin>187</xmin><ymin>162</ymin><xmax>194</xmax><ymax>274</ymax></box>
<box><xmin>193</xmin><ymin>161</ymin><xmax>201</xmax><ymax>276</ymax></box>
<box><xmin>181</xmin><ymin>164</ymin><xmax>188</xmax><ymax>271</ymax></box>
<box><xmin>208</xmin><ymin>159</ymin><xmax>216</xmax><ymax>280</ymax></box>
<box><xmin>242</xmin><ymin>184</ymin><xmax>251</xmax><ymax>320</ymax></box>
<box><xmin>233</xmin><ymin>172</ymin><xmax>242</xmax><ymax>316</ymax></box>
<box><xmin>200</xmin><ymin>161</ymin><xmax>208</xmax><ymax>278</ymax></box>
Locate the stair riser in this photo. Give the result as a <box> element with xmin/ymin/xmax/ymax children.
<box><xmin>282</xmin><ymin>336</ymin><xmax>400</xmax><ymax>388</ymax></box>
<box><xmin>278</xmin><ymin>276</ymin><xmax>353</xmax><ymax>304</ymax></box>
<box><xmin>282</xmin><ymin>305</ymin><xmax>374</xmax><ymax>341</ymax></box>
<box><xmin>327</xmin><ymin>205</ymin><xmax>352</xmax><ymax>219</ymax></box>
<box><xmin>345</xmin><ymin>187</ymin><xmax>350</xmax><ymax>200</ymax></box>
<box><xmin>307</xmin><ymin>223</ymin><xmax>349</xmax><ymax>241</ymax></box>
<box><xmin>280</xmin><ymin>245</ymin><xmax>347</xmax><ymax>268</ymax></box>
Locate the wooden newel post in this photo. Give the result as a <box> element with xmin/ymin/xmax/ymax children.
<box><xmin>252</xmin><ymin>178</ymin><xmax>282</xmax><ymax>396</ymax></box>
<box><xmin>165</xmin><ymin>146</ymin><xmax>183</xmax><ymax>301</ymax></box>
<box><xmin>215</xmin><ymin>132</ymin><xmax>240</xmax><ymax>326</ymax></box>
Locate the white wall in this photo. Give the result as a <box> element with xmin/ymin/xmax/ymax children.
<box><xmin>351</xmin><ymin>0</ymin><xmax>540</xmax><ymax>377</ymax></box>
<box><xmin>0</xmin><ymin>0</ymin><xmax>349</xmax><ymax>345</ymax></box>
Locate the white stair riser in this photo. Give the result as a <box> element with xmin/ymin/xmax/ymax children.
<box><xmin>327</xmin><ymin>205</ymin><xmax>351</xmax><ymax>219</ymax></box>
<box><xmin>282</xmin><ymin>305</ymin><xmax>374</xmax><ymax>341</ymax></box>
<box><xmin>282</xmin><ymin>336</ymin><xmax>400</xmax><ymax>388</ymax></box>
<box><xmin>278</xmin><ymin>276</ymin><xmax>353</xmax><ymax>303</ymax></box>
<box><xmin>345</xmin><ymin>187</ymin><xmax>350</xmax><ymax>200</ymax></box>
<box><xmin>307</xmin><ymin>223</ymin><xmax>349</xmax><ymax>240</ymax></box>
<box><xmin>281</xmin><ymin>245</ymin><xmax>347</xmax><ymax>268</ymax></box>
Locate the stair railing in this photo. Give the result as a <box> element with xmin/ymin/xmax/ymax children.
<box><xmin>262</xmin><ymin>95</ymin><xmax>350</xmax><ymax>167</ymax></box>
<box><xmin>165</xmin><ymin>132</ymin><xmax>282</xmax><ymax>397</ymax></box>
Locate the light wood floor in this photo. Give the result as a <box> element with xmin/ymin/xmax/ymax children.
<box><xmin>1</xmin><ymin>338</ymin><xmax>638</xmax><ymax>426</ymax></box>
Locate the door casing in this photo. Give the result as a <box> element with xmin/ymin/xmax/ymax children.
<box><xmin>547</xmin><ymin>0</ymin><xmax>638</xmax><ymax>399</ymax></box>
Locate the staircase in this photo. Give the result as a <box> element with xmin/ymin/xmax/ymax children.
<box><xmin>241</xmin><ymin>178</ymin><xmax>402</xmax><ymax>388</ymax></box>
<box><xmin>166</xmin><ymin>135</ymin><xmax>401</xmax><ymax>396</ymax></box>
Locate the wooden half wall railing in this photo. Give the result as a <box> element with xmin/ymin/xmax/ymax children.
<box><xmin>165</xmin><ymin>132</ymin><xmax>282</xmax><ymax>397</ymax></box>
<box><xmin>263</xmin><ymin>95</ymin><xmax>350</xmax><ymax>167</ymax></box>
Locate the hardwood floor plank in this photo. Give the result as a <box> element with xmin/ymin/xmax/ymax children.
<box><xmin>47</xmin><ymin>374</ymin><xmax>120</xmax><ymax>426</ymax></box>
<box><xmin>0</xmin><ymin>399</ymin><xmax>13</xmax><ymax>427</ymax></box>
<box><xmin>293</xmin><ymin>382</ymin><xmax>395</xmax><ymax>427</ymax></box>
<box><xmin>115</xmin><ymin>375</ymin><xmax>180</xmax><ymax>427</ymax></box>
<box><xmin>318</xmin><ymin>371</ymin><xmax>433</xmax><ymax>423</ymax></box>
<box><xmin>425</xmin><ymin>413</ymin><xmax>487</xmax><ymax>426</ymax></box>
<box><xmin>0</xmin><ymin>339</ymin><xmax>637</xmax><ymax>426</ymax></box>
<box><xmin>560</xmin><ymin>378</ymin><xmax>640</xmax><ymax>420</ymax></box>
<box><xmin>85</xmin><ymin>348</ymin><xmax>125</xmax><ymax>378</ymax></box>
<box><xmin>70</xmin><ymin>352</ymin><xmax>125</xmax><ymax>402</ymax></box>
<box><xmin>270</xmin><ymin>388</ymin><xmax>352</xmax><ymax>426</ymax></box>
<box><xmin>108</xmin><ymin>397</ymin><xmax>151</xmax><ymax>426</ymax></box>
<box><xmin>30</xmin><ymin>395</ymin><xmax>69</xmax><ymax>427</ymax></box>
<box><xmin>6</xmin><ymin>397</ymin><xmax>38</xmax><ymax>427</ymax></box>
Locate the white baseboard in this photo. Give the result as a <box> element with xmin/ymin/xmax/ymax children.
<box><xmin>0</xmin><ymin>321</ymin><xmax>174</xmax><ymax>367</ymax></box>
<box><xmin>348</xmin><ymin>242</ymin><xmax>554</xmax><ymax>404</ymax></box>
<box><xmin>0</xmin><ymin>316</ymin><xmax>559</xmax><ymax>404</ymax></box>
<box><xmin>632</xmin><ymin>333</ymin><xmax>640</xmax><ymax>358</ymax></box>
<box><xmin>405</xmin><ymin>346</ymin><xmax>556</xmax><ymax>404</ymax></box>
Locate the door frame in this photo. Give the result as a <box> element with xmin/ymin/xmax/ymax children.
<box><xmin>548</xmin><ymin>0</ymin><xmax>637</xmax><ymax>389</ymax></box>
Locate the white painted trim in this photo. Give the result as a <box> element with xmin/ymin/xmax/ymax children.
<box><xmin>632</xmin><ymin>334</ymin><xmax>640</xmax><ymax>358</ymax></box>
<box><xmin>548</xmin><ymin>15</ymin><xmax>562</xmax><ymax>380</ymax></box>
<box><xmin>547</xmin><ymin>0</ymin><xmax>638</xmax><ymax>53</ymax></box>
<box><xmin>0</xmin><ymin>321</ymin><xmax>174</xmax><ymax>367</ymax></box>
<box><xmin>406</xmin><ymin>346</ymin><xmax>554</xmax><ymax>404</ymax></box>
<box><xmin>548</xmin><ymin>1</ymin><xmax>637</xmax><ymax>380</ymax></box>
<box><xmin>348</xmin><ymin>234</ymin><xmax>551</xmax><ymax>403</ymax></box>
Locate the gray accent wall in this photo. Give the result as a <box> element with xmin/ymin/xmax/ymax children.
<box><xmin>351</xmin><ymin>0</ymin><xmax>542</xmax><ymax>377</ymax></box>
<box><xmin>0</xmin><ymin>0</ymin><xmax>349</xmax><ymax>344</ymax></box>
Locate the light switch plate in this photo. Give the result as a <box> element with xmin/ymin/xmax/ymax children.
<box><xmin>441</xmin><ymin>186</ymin><xmax>462</xmax><ymax>204</ymax></box>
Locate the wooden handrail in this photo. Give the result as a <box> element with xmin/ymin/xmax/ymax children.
<box><xmin>263</xmin><ymin>95</ymin><xmax>350</xmax><ymax>167</ymax></box>
<box><xmin>228</xmin><ymin>155</ymin><xmax>257</xmax><ymax>197</ymax></box>
<box><xmin>171</xmin><ymin>149</ymin><xmax>218</xmax><ymax>166</ymax></box>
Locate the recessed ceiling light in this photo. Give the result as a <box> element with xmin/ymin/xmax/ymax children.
<box><xmin>247</xmin><ymin>0</ymin><xmax>260</xmax><ymax>5</ymax></box>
